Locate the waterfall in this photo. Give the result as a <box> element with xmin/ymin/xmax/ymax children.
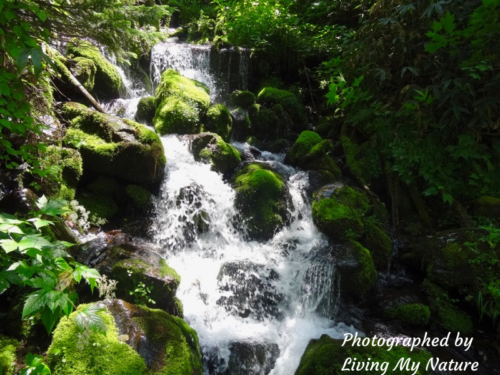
<box><xmin>152</xmin><ymin>136</ymin><xmax>359</xmax><ymax>374</ymax></box>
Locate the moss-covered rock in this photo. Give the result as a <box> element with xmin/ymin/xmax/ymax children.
<box><xmin>66</xmin><ymin>39</ymin><xmax>123</xmax><ymax>99</ymax></box>
<box><xmin>0</xmin><ymin>335</ymin><xmax>19</xmax><ymax>375</ymax></box>
<box><xmin>285</xmin><ymin>131</ymin><xmax>341</xmax><ymax>181</ymax></box>
<box><xmin>231</xmin><ymin>107</ymin><xmax>252</xmax><ymax>140</ymax></box>
<box><xmin>88</xmin><ymin>176</ymin><xmax>119</xmax><ymax>197</ymax></box>
<box><xmin>47</xmin><ymin>304</ymin><xmax>147</xmax><ymax>375</ymax></box>
<box><xmin>204</xmin><ymin>104</ymin><xmax>233</xmax><ymax>141</ymax></box>
<box><xmin>423</xmin><ymin>279</ymin><xmax>473</xmax><ymax>334</ymax></box>
<box><xmin>61</xmin><ymin>102</ymin><xmax>165</xmax><ymax>186</ymax></box>
<box><xmin>76</xmin><ymin>192</ymin><xmax>118</xmax><ymax>222</ymax></box>
<box><xmin>105</xmin><ymin>300</ymin><xmax>203</xmax><ymax>375</ymax></box>
<box><xmin>312</xmin><ymin>197</ymin><xmax>365</xmax><ymax>242</ymax></box>
<box><xmin>295</xmin><ymin>334</ymin><xmax>431</xmax><ymax>375</ymax></box>
<box><xmin>336</xmin><ymin>241</ymin><xmax>377</xmax><ymax>300</ymax></box>
<box><xmin>387</xmin><ymin>303</ymin><xmax>430</xmax><ymax>327</ymax></box>
<box><xmin>135</xmin><ymin>96</ymin><xmax>156</xmax><ymax>124</ymax></box>
<box><xmin>230</xmin><ymin>90</ymin><xmax>256</xmax><ymax>109</ymax></box>
<box><xmin>41</xmin><ymin>146</ymin><xmax>83</xmax><ymax>201</ymax></box>
<box><xmin>257</xmin><ymin>87</ymin><xmax>308</xmax><ymax>131</ymax></box>
<box><xmin>360</xmin><ymin>218</ymin><xmax>392</xmax><ymax>271</ymax></box>
<box><xmin>125</xmin><ymin>184</ymin><xmax>153</xmax><ymax>211</ymax></box>
<box><xmin>472</xmin><ymin>196</ymin><xmax>500</xmax><ymax>218</ymax></box>
<box><xmin>153</xmin><ymin>69</ymin><xmax>210</xmax><ymax>135</ymax></box>
<box><xmin>71</xmin><ymin>57</ymin><xmax>97</xmax><ymax>91</ymax></box>
<box><xmin>233</xmin><ymin>163</ymin><xmax>288</xmax><ymax>241</ymax></box>
<box><xmin>110</xmin><ymin>256</ymin><xmax>181</xmax><ymax>313</ymax></box>
<box><xmin>191</xmin><ymin>133</ymin><xmax>241</xmax><ymax>175</ymax></box>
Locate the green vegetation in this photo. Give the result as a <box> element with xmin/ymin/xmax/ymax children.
<box><xmin>0</xmin><ymin>335</ymin><xmax>19</xmax><ymax>375</ymax></box>
<box><xmin>230</xmin><ymin>90</ymin><xmax>256</xmax><ymax>109</ymax></box>
<box><xmin>205</xmin><ymin>104</ymin><xmax>233</xmax><ymax>141</ymax></box>
<box><xmin>295</xmin><ymin>334</ymin><xmax>431</xmax><ymax>375</ymax></box>
<box><xmin>47</xmin><ymin>304</ymin><xmax>147</xmax><ymax>375</ymax></box>
<box><xmin>135</xmin><ymin>96</ymin><xmax>156</xmax><ymax>124</ymax></box>
<box><xmin>387</xmin><ymin>304</ymin><xmax>431</xmax><ymax>327</ymax></box>
<box><xmin>233</xmin><ymin>163</ymin><xmax>287</xmax><ymax>240</ymax></box>
<box><xmin>191</xmin><ymin>133</ymin><xmax>241</xmax><ymax>175</ymax></box>
<box><xmin>257</xmin><ymin>87</ymin><xmax>308</xmax><ymax>131</ymax></box>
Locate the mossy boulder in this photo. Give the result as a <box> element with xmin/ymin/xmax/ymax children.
<box><xmin>231</xmin><ymin>107</ymin><xmax>252</xmax><ymax>140</ymax></box>
<box><xmin>360</xmin><ymin>218</ymin><xmax>392</xmax><ymax>271</ymax></box>
<box><xmin>153</xmin><ymin>69</ymin><xmax>210</xmax><ymax>135</ymax></box>
<box><xmin>230</xmin><ymin>90</ymin><xmax>256</xmax><ymax>109</ymax></box>
<box><xmin>257</xmin><ymin>87</ymin><xmax>308</xmax><ymax>131</ymax></box>
<box><xmin>233</xmin><ymin>163</ymin><xmax>288</xmax><ymax>241</ymax></box>
<box><xmin>61</xmin><ymin>102</ymin><xmax>165</xmax><ymax>186</ymax></box>
<box><xmin>135</xmin><ymin>96</ymin><xmax>156</xmax><ymax>124</ymax></box>
<box><xmin>126</xmin><ymin>184</ymin><xmax>153</xmax><ymax>211</ymax></box>
<box><xmin>41</xmin><ymin>146</ymin><xmax>83</xmax><ymax>201</ymax></box>
<box><xmin>105</xmin><ymin>300</ymin><xmax>203</xmax><ymax>375</ymax></box>
<box><xmin>312</xmin><ymin>197</ymin><xmax>364</xmax><ymax>242</ymax></box>
<box><xmin>71</xmin><ymin>57</ymin><xmax>97</xmax><ymax>91</ymax></box>
<box><xmin>190</xmin><ymin>133</ymin><xmax>241</xmax><ymax>175</ymax></box>
<box><xmin>295</xmin><ymin>334</ymin><xmax>431</xmax><ymax>375</ymax></box>
<box><xmin>204</xmin><ymin>104</ymin><xmax>233</xmax><ymax>141</ymax></box>
<box><xmin>386</xmin><ymin>303</ymin><xmax>430</xmax><ymax>327</ymax></box>
<box><xmin>0</xmin><ymin>335</ymin><xmax>19</xmax><ymax>375</ymax></box>
<box><xmin>472</xmin><ymin>196</ymin><xmax>500</xmax><ymax>218</ymax></box>
<box><xmin>336</xmin><ymin>241</ymin><xmax>377</xmax><ymax>300</ymax></box>
<box><xmin>66</xmin><ymin>39</ymin><xmax>123</xmax><ymax>99</ymax></box>
<box><xmin>285</xmin><ymin>131</ymin><xmax>341</xmax><ymax>181</ymax></box>
<box><xmin>88</xmin><ymin>176</ymin><xmax>119</xmax><ymax>197</ymax></box>
<box><xmin>47</xmin><ymin>303</ymin><xmax>147</xmax><ymax>375</ymax></box>
<box><xmin>76</xmin><ymin>192</ymin><xmax>118</xmax><ymax>222</ymax></box>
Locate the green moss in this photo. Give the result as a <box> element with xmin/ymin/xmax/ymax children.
<box><xmin>204</xmin><ymin>104</ymin><xmax>233</xmax><ymax>141</ymax></box>
<box><xmin>192</xmin><ymin>133</ymin><xmax>241</xmax><ymax>175</ymax></box>
<box><xmin>423</xmin><ymin>279</ymin><xmax>474</xmax><ymax>334</ymax></box>
<box><xmin>285</xmin><ymin>131</ymin><xmax>322</xmax><ymax>165</ymax></box>
<box><xmin>155</xmin><ymin>69</ymin><xmax>210</xmax><ymax>111</ymax></box>
<box><xmin>233</xmin><ymin>163</ymin><xmax>287</xmax><ymax>240</ymax></box>
<box><xmin>341</xmin><ymin>134</ymin><xmax>367</xmax><ymax>186</ymax></box>
<box><xmin>61</xmin><ymin>104</ymin><xmax>166</xmax><ymax>186</ymax></box>
<box><xmin>295</xmin><ymin>334</ymin><xmax>431</xmax><ymax>375</ymax></box>
<box><xmin>159</xmin><ymin>259</ymin><xmax>181</xmax><ymax>284</ymax></box>
<box><xmin>47</xmin><ymin>304</ymin><xmax>147</xmax><ymax>375</ymax></box>
<box><xmin>360</xmin><ymin>218</ymin><xmax>392</xmax><ymax>271</ymax></box>
<box><xmin>76</xmin><ymin>193</ymin><xmax>118</xmax><ymax>221</ymax></box>
<box><xmin>230</xmin><ymin>90</ymin><xmax>256</xmax><ymax>109</ymax></box>
<box><xmin>126</xmin><ymin>185</ymin><xmax>152</xmax><ymax>209</ymax></box>
<box><xmin>135</xmin><ymin>96</ymin><xmax>156</xmax><ymax>124</ymax></box>
<box><xmin>333</xmin><ymin>186</ymin><xmax>370</xmax><ymax>215</ymax></box>
<box><xmin>154</xmin><ymin>96</ymin><xmax>201</xmax><ymax>135</ymax></box>
<box><xmin>312</xmin><ymin>198</ymin><xmax>365</xmax><ymax>241</ymax></box>
<box><xmin>72</xmin><ymin>57</ymin><xmax>97</xmax><ymax>91</ymax></box>
<box><xmin>387</xmin><ymin>303</ymin><xmax>430</xmax><ymax>327</ymax></box>
<box><xmin>341</xmin><ymin>241</ymin><xmax>378</xmax><ymax>299</ymax></box>
<box><xmin>257</xmin><ymin>87</ymin><xmax>308</xmax><ymax>130</ymax></box>
<box><xmin>254</xmin><ymin>107</ymin><xmax>280</xmax><ymax>140</ymax></box>
<box><xmin>42</xmin><ymin>146</ymin><xmax>83</xmax><ymax>201</ymax></box>
<box><xmin>88</xmin><ymin>176</ymin><xmax>119</xmax><ymax>197</ymax></box>
<box><xmin>67</xmin><ymin>39</ymin><xmax>123</xmax><ymax>99</ymax></box>
<box><xmin>133</xmin><ymin>305</ymin><xmax>202</xmax><ymax>375</ymax></box>
<box><xmin>473</xmin><ymin>196</ymin><xmax>500</xmax><ymax>218</ymax></box>
<box><xmin>0</xmin><ymin>335</ymin><xmax>18</xmax><ymax>375</ymax></box>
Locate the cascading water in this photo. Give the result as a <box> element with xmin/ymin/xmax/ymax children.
<box><xmin>152</xmin><ymin>136</ymin><xmax>360</xmax><ymax>374</ymax></box>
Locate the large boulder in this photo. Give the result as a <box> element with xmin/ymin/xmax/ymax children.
<box><xmin>257</xmin><ymin>87</ymin><xmax>308</xmax><ymax>131</ymax></box>
<box><xmin>204</xmin><ymin>104</ymin><xmax>233</xmax><ymax>141</ymax></box>
<box><xmin>75</xmin><ymin>235</ymin><xmax>181</xmax><ymax>316</ymax></box>
<box><xmin>285</xmin><ymin>131</ymin><xmax>341</xmax><ymax>182</ymax></box>
<box><xmin>295</xmin><ymin>334</ymin><xmax>431</xmax><ymax>375</ymax></box>
<box><xmin>47</xmin><ymin>301</ymin><xmax>203</xmax><ymax>375</ymax></box>
<box><xmin>135</xmin><ymin>96</ymin><xmax>156</xmax><ymax>124</ymax></box>
<box><xmin>232</xmin><ymin>163</ymin><xmax>289</xmax><ymax>241</ymax></box>
<box><xmin>153</xmin><ymin>69</ymin><xmax>210</xmax><ymax>135</ymax></box>
<box><xmin>47</xmin><ymin>303</ymin><xmax>147</xmax><ymax>375</ymax></box>
<box><xmin>106</xmin><ymin>300</ymin><xmax>203</xmax><ymax>375</ymax></box>
<box><xmin>230</xmin><ymin>90</ymin><xmax>256</xmax><ymax>109</ymax></box>
<box><xmin>336</xmin><ymin>241</ymin><xmax>377</xmax><ymax>300</ymax></box>
<box><xmin>66</xmin><ymin>40</ymin><xmax>123</xmax><ymax>99</ymax></box>
<box><xmin>61</xmin><ymin>102</ymin><xmax>166</xmax><ymax>186</ymax></box>
<box><xmin>190</xmin><ymin>133</ymin><xmax>241</xmax><ymax>176</ymax></box>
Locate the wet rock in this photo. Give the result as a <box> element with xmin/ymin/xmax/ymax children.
<box><xmin>190</xmin><ymin>132</ymin><xmax>241</xmax><ymax>176</ymax></box>
<box><xmin>0</xmin><ymin>188</ymin><xmax>38</xmax><ymax>216</ymax></box>
<box><xmin>75</xmin><ymin>234</ymin><xmax>182</xmax><ymax>315</ymax></box>
<box><xmin>227</xmin><ymin>342</ymin><xmax>279</xmax><ymax>375</ymax></box>
<box><xmin>216</xmin><ymin>261</ymin><xmax>284</xmax><ymax>320</ymax></box>
<box><xmin>231</xmin><ymin>108</ymin><xmax>251</xmax><ymax>141</ymax></box>
<box><xmin>175</xmin><ymin>184</ymin><xmax>212</xmax><ymax>243</ymax></box>
<box><xmin>105</xmin><ymin>299</ymin><xmax>202</xmax><ymax>374</ymax></box>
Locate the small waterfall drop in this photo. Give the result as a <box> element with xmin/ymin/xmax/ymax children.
<box><xmin>152</xmin><ymin>136</ymin><xmax>359</xmax><ymax>374</ymax></box>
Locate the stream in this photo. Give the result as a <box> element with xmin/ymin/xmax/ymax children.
<box><xmin>102</xmin><ymin>38</ymin><xmax>360</xmax><ymax>374</ymax></box>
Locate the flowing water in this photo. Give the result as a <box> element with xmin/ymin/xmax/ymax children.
<box><xmin>151</xmin><ymin>136</ymin><xmax>359</xmax><ymax>374</ymax></box>
<box><xmin>103</xmin><ymin>41</ymin><xmax>359</xmax><ymax>374</ymax></box>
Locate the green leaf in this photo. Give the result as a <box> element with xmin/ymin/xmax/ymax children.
<box><xmin>36</xmin><ymin>196</ymin><xmax>68</xmax><ymax>217</ymax></box>
<box><xmin>18</xmin><ymin>234</ymin><xmax>52</xmax><ymax>252</ymax></box>
<box><xmin>37</xmin><ymin>11</ymin><xmax>47</xmax><ymax>22</ymax></box>
<box><xmin>74</xmin><ymin>304</ymin><xmax>108</xmax><ymax>334</ymax></box>
<box><xmin>0</xmin><ymin>239</ymin><xmax>19</xmax><ymax>253</ymax></box>
<box><xmin>16</xmin><ymin>48</ymin><xmax>30</xmax><ymax>73</ymax></box>
<box><xmin>28</xmin><ymin>218</ymin><xmax>53</xmax><ymax>229</ymax></box>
